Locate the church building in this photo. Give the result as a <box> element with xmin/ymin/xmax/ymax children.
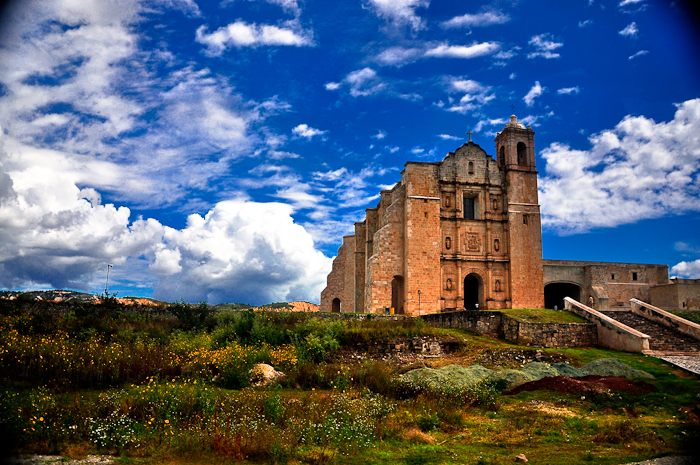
<box><xmin>320</xmin><ymin>115</ymin><xmax>682</xmax><ymax>315</ymax></box>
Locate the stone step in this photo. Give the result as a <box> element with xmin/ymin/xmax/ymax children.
<box><xmin>600</xmin><ymin>311</ymin><xmax>700</xmax><ymax>353</ymax></box>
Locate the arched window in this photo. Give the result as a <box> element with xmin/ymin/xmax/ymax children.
<box><xmin>517</xmin><ymin>142</ymin><xmax>527</xmax><ymax>165</ymax></box>
<box><xmin>499</xmin><ymin>146</ymin><xmax>505</xmax><ymax>165</ymax></box>
<box><xmin>468</xmin><ymin>161</ymin><xmax>474</xmax><ymax>174</ymax></box>
<box><xmin>332</xmin><ymin>298</ymin><xmax>341</xmax><ymax>313</ymax></box>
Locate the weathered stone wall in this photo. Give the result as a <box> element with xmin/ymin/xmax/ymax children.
<box><xmin>501</xmin><ymin>314</ymin><xmax>597</xmax><ymax>348</ymax></box>
<box><xmin>650</xmin><ymin>278</ymin><xmax>700</xmax><ymax>310</ymax></box>
<box><xmin>320</xmin><ymin>235</ymin><xmax>356</xmax><ymax>313</ymax></box>
<box><xmin>630</xmin><ymin>298</ymin><xmax>700</xmax><ymax>341</ymax></box>
<box><xmin>420</xmin><ymin>310</ymin><xmax>502</xmax><ymax>336</ymax></box>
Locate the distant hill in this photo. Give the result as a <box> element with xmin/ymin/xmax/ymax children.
<box><xmin>0</xmin><ymin>290</ymin><xmax>319</xmax><ymax>312</ymax></box>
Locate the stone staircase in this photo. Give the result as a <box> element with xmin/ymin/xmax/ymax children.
<box><xmin>600</xmin><ymin>311</ymin><xmax>700</xmax><ymax>353</ymax></box>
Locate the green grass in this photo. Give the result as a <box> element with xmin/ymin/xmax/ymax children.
<box><xmin>1</xmin><ymin>301</ymin><xmax>698</xmax><ymax>464</ymax></box>
<box><xmin>671</xmin><ymin>310</ymin><xmax>700</xmax><ymax>325</ymax></box>
<box><xmin>500</xmin><ymin>308</ymin><xmax>589</xmax><ymax>324</ymax></box>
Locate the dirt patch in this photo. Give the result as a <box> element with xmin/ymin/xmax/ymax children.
<box><xmin>505</xmin><ymin>375</ymin><xmax>658</xmax><ymax>396</ymax></box>
<box><xmin>476</xmin><ymin>348</ymin><xmax>569</xmax><ymax>368</ymax></box>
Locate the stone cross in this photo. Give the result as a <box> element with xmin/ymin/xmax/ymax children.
<box><xmin>466</xmin><ymin>130</ymin><xmax>473</xmax><ymax>142</ymax></box>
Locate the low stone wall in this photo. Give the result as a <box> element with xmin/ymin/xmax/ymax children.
<box><xmin>420</xmin><ymin>310</ymin><xmax>502</xmax><ymax>336</ymax></box>
<box><xmin>501</xmin><ymin>314</ymin><xmax>597</xmax><ymax>348</ymax></box>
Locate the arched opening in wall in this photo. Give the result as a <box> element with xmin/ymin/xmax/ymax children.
<box><xmin>332</xmin><ymin>298</ymin><xmax>341</xmax><ymax>313</ymax></box>
<box><xmin>391</xmin><ymin>275</ymin><xmax>404</xmax><ymax>314</ymax></box>
<box><xmin>464</xmin><ymin>274</ymin><xmax>481</xmax><ymax>310</ymax></box>
<box><xmin>468</xmin><ymin>161</ymin><xmax>474</xmax><ymax>174</ymax></box>
<box><xmin>499</xmin><ymin>146</ymin><xmax>505</xmax><ymax>165</ymax></box>
<box><xmin>544</xmin><ymin>283</ymin><xmax>582</xmax><ymax>310</ymax></box>
<box><xmin>517</xmin><ymin>142</ymin><xmax>527</xmax><ymax>165</ymax></box>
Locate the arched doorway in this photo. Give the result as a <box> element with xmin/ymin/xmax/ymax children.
<box><xmin>391</xmin><ymin>276</ymin><xmax>404</xmax><ymax>314</ymax></box>
<box><xmin>544</xmin><ymin>283</ymin><xmax>582</xmax><ymax>310</ymax></box>
<box><xmin>331</xmin><ymin>298</ymin><xmax>341</xmax><ymax>313</ymax></box>
<box><xmin>464</xmin><ymin>274</ymin><xmax>481</xmax><ymax>310</ymax></box>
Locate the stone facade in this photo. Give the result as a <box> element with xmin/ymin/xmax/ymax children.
<box><xmin>321</xmin><ymin>115</ymin><xmax>545</xmax><ymax>315</ymax></box>
<box><xmin>543</xmin><ymin>260</ymin><xmax>671</xmax><ymax>311</ymax></box>
<box><xmin>649</xmin><ymin>278</ymin><xmax>700</xmax><ymax>310</ymax></box>
<box><xmin>321</xmin><ymin>115</ymin><xmax>698</xmax><ymax>315</ymax></box>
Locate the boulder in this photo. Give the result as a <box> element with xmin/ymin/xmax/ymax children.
<box><xmin>249</xmin><ymin>363</ymin><xmax>286</xmax><ymax>387</ymax></box>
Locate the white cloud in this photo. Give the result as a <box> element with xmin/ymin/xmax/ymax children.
<box><xmin>474</xmin><ymin>118</ymin><xmax>507</xmax><ymax>133</ymax></box>
<box><xmin>557</xmin><ymin>87</ymin><xmax>580</xmax><ymax>95</ymax></box>
<box><xmin>363</xmin><ymin>0</ymin><xmax>430</xmax><ymax>31</ymax></box>
<box><xmin>441</xmin><ymin>11</ymin><xmax>509</xmax><ymax>29</ymax></box>
<box><xmin>492</xmin><ymin>47</ymin><xmax>519</xmax><ymax>66</ymax></box>
<box><xmin>629</xmin><ymin>50</ymin><xmax>649</xmax><ymax>60</ymax></box>
<box><xmin>527</xmin><ymin>33</ymin><xmax>563</xmax><ymax>59</ymax></box>
<box><xmin>325</xmin><ymin>68</ymin><xmax>388</xmax><ymax>97</ymax></box>
<box><xmin>578</xmin><ymin>20</ymin><xmax>592</xmax><ymax>27</ymax></box>
<box><xmin>374</xmin><ymin>46</ymin><xmax>425</xmax><ymax>67</ymax></box>
<box><xmin>619</xmin><ymin>0</ymin><xmax>644</xmax><ymax>6</ymax></box>
<box><xmin>292</xmin><ymin>124</ymin><xmax>327</xmax><ymax>139</ymax></box>
<box><xmin>223</xmin><ymin>0</ymin><xmax>302</xmax><ymax>15</ymax></box>
<box><xmin>619</xmin><ymin>22</ymin><xmax>639</xmax><ymax>37</ymax></box>
<box><xmin>153</xmin><ymin>200</ymin><xmax>332</xmax><ymax>304</ymax></box>
<box><xmin>424</xmin><ymin>42</ymin><xmax>500</xmax><ymax>59</ymax></box>
<box><xmin>441</xmin><ymin>78</ymin><xmax>495</xmax><ymax>115</ymax></box>
<box><xmin>438</xmin><ymin>134</ymin><xmax>460</xmax><ymax>140</ymax></box>
<box><xmin>670</xmin><ymin>260</ymin><xmax>700</xmax><ymax>279</ymax></box>
<box><xmin>195</xmin><ymin>20</ymin><xmax>314</xmax><ymax>56</ymax></box>
<box><xmin>372</xmin><ymin>130</ymin><xmax>387</xmax><ymax>140</ymax></box>
<box><xmin>539</xmin><ymin>98</ymin><xmax>700</xmax><ymax>234</ymax></box>
<box><xmin>509</xmin><ymin>73</ymin><xmax>516</xmax><ymax>80</ymax></box>
<box><xmin>523</xmin><ymin>82</ymin><xmax>545</xmax><ymax>107</ymax></box>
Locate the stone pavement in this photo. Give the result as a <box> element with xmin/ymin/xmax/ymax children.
<box><xmin>623</xmin><ymin>457</ymin><xmax>698</xmax><ymax>465</ymax></box>
<box><xmin>656</xmin><ymin>355</ymin><xmax>700</xmax><ymax>375</ymax></box>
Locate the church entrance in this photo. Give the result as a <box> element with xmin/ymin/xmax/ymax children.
<box><xmin>331</xmin><ymin>298</ymin><xmax>341</xmax><ymax>313</ymax></box>
<box><xmin>391</xmin><ymin>276</ymin><xmax>404</xmax><ymax>314</ymax></box>
<box><xmin>544</xmin><ymin>283</ymin><xmax>582</xmax><ymax>310</ymax></box>
<box><xmin>464</xmin><ymin>274</ymin><xmax>481</xmax><ymax>310</ymax></box>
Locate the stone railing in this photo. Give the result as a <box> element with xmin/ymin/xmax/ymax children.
<box><xmin>565</xmin><ymin>297</ymin><xmax>650</xmax><ymax>353</ymax></box>
<box><xmin>630</xmin><ymin>298</ymin><xmax>700</xmax><ymax>341</ymax></box>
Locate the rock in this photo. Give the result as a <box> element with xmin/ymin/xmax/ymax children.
<box><xmin>515</xmin><ymin>453</ymin><xmax>528</xmax><ymax>462</ymax></box>
<box><xmin>249</xmin><ymin>363</ymin><xmax>286</xmax><ymax>387</ymax></box>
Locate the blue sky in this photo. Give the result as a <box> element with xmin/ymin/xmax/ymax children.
<box><xmin>0</xmin><ymin>0</ymin><xmax>699</xmax><ymax>305</ymax></box>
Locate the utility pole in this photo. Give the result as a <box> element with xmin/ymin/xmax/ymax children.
<box><xmin>104</xmin><ymin>264</ymin><xmax>113</xmax><ymax>296</ymax></box>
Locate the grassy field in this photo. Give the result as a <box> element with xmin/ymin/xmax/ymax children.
<box><xmin>499</xmin><ymin>308</ymin><xmax>589</xmax><ymax>324</ymax></box>
<box><xmin>1</xmin><ymin>301</ymin><xmax>698</xmax><ymax>464</ymax></box>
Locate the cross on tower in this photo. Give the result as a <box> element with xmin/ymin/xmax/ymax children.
<box><xmin>466</xmin><ymin>130</ymin><xmax>473</xmax><ymax>142</ymax></box>
<box><xmin>510</xmin><ymin>104</ymin><xmax>516</xmax><ymax>114</ymax></box>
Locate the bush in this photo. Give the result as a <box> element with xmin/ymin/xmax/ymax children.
<box><xmin>170</xmin><ymin>301</ymin><xmax>212</xmax><ymax>330</ymax></box>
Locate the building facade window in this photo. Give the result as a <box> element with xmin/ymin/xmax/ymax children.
<box><xmin>464</xmin><ymin>197</ymin><xmax>475</xmax><ymax>220</ymax></box>
<box><xmin>632</xmin><ymin>272</ymin><xmax>638</xmax><ymax>281</ymax></box>
<box><xmin>468</xmin><ymin>161</ymin><xmax>474</xmax><ymax>174</ymax></box>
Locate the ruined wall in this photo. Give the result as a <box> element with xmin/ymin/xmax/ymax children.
<box><xmin>650</xmin><ymin>279</ymin><xmax>700</xmax><ymax>310</ymax></box>
<box><xmin>320</xmin><ymin>235</ymin><xmax>356</xmax><ymax>313</ymax></box>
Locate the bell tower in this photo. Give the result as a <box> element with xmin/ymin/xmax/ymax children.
<box><xmin>495</xmin><ymin>114</ymin><xmax>544</xmax><ymax>309</ymax></box>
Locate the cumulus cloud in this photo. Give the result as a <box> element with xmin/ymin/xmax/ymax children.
<box><xmin>152</xmin><ymin>201</ymin><xmax>332</xmax><ymax>304</ymax></box>
<box><xmin>363</xmin><ymin>0</ymin><xmax>430</xmax><ymax>31</ymax></box>
<box><xmin>372</xmin><ymin>130</ymin><xmax>387</xmax><ymax>140</ymax></box>
<box><xmin>527</xmin><ymin>33</ymin><xmax>563</xmax><ymax>59</ymax></box>
<box><xmin>557</xmin><ymin>87</ymin><xmax>580</xmax><ymax>95</ymax></box>
<box><xmin>619</xmin><ymin>0</ymin><xmax>644</xmax><ymax>7</ymax></box>
<box><xmin>539</xmin><ymin>98</ymin><xmax>700</xmax><ymax>235</ymax></box>
<box><xmin>474</xmin><ymin>118</ymin><xmax>507</xmax><ymax>133</ymax></box>
<box><xmin>195</xmin><ymin>20</ymin><xmax>314</xmax><ymax>55</ymax></box>
<box><xmin>670</xmin><ymin>260</ymin><xmax>700</xmax><ymax>278</ymax></box>
<box><xmin>441</xmin><ymin>10</ymin><xmax>509</xmax><ymax>29</ymax></box>
<box><xmin>523</xmin><ymin>82</ymin><xmax>545</xmax><ymax>107</ymax></box>
<box><xmin>374</xmin><ymin>46</ymin><xmax>425</xmax><ymax>67</ymax></box>
<box><xmin>292</xmin><ymin>124</ymin><xmax>327</xmax><ymax>139</ymax></box>
<box><xmin>438</xmin><ymin>134</ymin><xmax>460</xmax><ymax>140</ymax></box>
<box><xmin>222</xmin><ymin>0</ymin><xmax>302</xmax><ymax>15</ymax></box>
<box><xmin>619</xmin><ymin>22</ymin><xmax>639</xmax><ymax>37</ymax></box>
